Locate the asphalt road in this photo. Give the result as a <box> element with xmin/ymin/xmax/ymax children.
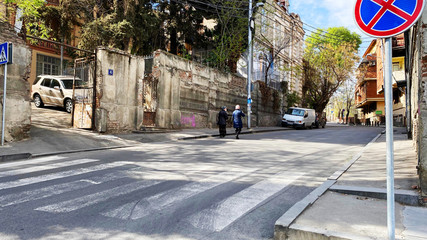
<box><xmin>0</xmin><ymin>126</ymin><xmax>382</xmax><ymax>240</ymax></box>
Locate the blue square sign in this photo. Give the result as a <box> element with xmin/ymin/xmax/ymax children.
<box><xmin>108</xmin><ymin>69</ymin><xmax>114</xmax><ymax>76</ymax></box>
<box><xmin>0</xmin><ymin>42</ymin><xmax>8</xmax><ymax>65</ymax></box>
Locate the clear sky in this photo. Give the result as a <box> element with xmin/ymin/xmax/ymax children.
<box><xmin>289</xmin><ymin>0</ymin><xmax>374</xmax><ymax>54</ymax></box>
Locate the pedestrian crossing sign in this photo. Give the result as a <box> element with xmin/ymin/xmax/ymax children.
<box><xmin>0</xmin><ymin>42</ymin><xmax>9</xmax><ymax>65</ymax></box>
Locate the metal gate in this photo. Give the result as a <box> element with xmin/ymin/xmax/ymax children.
<box><xmin>71</xmin><ymin>56</ymin><xmax>96</xmax><ymax>129</ymax></box>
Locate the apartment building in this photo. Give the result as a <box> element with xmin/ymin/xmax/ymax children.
<box><xmin>2</xmin><ymin>0</ymin><xmax>82</xmax><ymax>84</ymax></box>
<box><xmin>355</xmin><ymin>34</ymin><xmax>406</xmax><ymax>126</ymax></box>
<box><xmin>237</xmin><ymin>0</ymin><xmax>304</xmax><ymax>95</ymax></box>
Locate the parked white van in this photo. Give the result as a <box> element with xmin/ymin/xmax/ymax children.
<box><xmin>281</xmin><ymin>107</ymin><xmax>316</xmax><ymax>129</ymax></box>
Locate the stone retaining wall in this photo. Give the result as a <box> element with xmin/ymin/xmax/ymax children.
<box><xmin>153</xmin><ymin>50</ymin><xmax>282</xmax><ymax>129</ymax></box>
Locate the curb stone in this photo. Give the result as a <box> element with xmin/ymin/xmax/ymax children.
<box><xmin>0</xmin><ymin>153</ymin><xmax>32</xmax><ymax>162</ymax></box>
<box><xmin>274</xmin><ymin>133</ymin><xmax>383</xmax><ymax>240</ymax></box>
<box><xmin>178</xmin><ymin>127</ymin><xmax>291</xmax><ymax>140</ymax></box>
<box><xmin>0</xmin><ymin>127</ymin><xmax>290</xmax><ymax>162</ymax></box>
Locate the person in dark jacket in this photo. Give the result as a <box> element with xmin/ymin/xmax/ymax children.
<box><xmin>232</xmin><ymin>105</ymin><xmax>245</xmax><ymax>139</ymax></box>
<box><xmin>217</xmin><ymin>106</ymin><xmax>228</xmax><ymax>138</ymax></box>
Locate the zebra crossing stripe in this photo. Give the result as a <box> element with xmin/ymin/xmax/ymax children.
<box><xmin>187</xmin><ymin>170</ymin><xmax>305</xmax><ymax>232</ymax></box>
<box><xmin>0</xmin><ymin>170</ymin><xmax>130</xmax><ymax>207</ymax></box>
<box><xmin>0</xmin><ymin>156</ymin><xmax>66</xmax><ymax>169</ymax></box>
<box><xmin>0</xmin><ymin>159</ymin><xmax>99</xmax><ymax>177</ymax></box>
<box><xmin>103</xmin><ymin>169</ymin><xmax>256</xmax><ymax>220</ymax></box>
<box><xmin>0</xmin><ymin>161</ymin><xmax>133</xmax><ymax>191</ymax></box>
<box><xmin>35</xmin><ymin>180</ymin><xmax>163</xmax><ymax>213</ymax></box>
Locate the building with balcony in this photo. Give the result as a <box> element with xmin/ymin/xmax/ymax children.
<box><xmin>1</xmin><ymin>0</ymin><xmax>82</xmax><ymax>84</ymax></box>
<box><xmin>355</xmin><ymin>34</ymin><xmax>407</xmax><ymax>126</ymax></box>
<box><xmin>237</xmin><ymin>0</ymin><xmax>305</xmax><ymax>95</ymax></box>
<box><xmin>376</xmin><ymin>34</ymin><xmax>407</xmax><ymax>127</ymax></box>
<box><xmin>355</xmin><ymin>40</ymin><xmax>384</xmax><ymax>125</ymax></box>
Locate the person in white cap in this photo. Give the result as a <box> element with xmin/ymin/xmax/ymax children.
<box><xmin>232</xmin><ymin>105</ymin><xmax>245</xmax><ymax>139</ymax></box>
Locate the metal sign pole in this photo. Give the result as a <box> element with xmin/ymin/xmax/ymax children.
<box><xmin>1</xmin><ymin>63</ymin><xmax>7</xmax><ymax>146</ymax></box>
<box><xmin>384</xmin><ymin>37</ymin><xmax>395</xmax><ymax>240</ymax></box>
<box><xmin>247</xmin><ymin>0</ymin><xmax>253</xmax><ymax>129</ymax></box>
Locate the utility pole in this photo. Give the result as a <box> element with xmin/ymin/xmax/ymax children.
<box><xmin>247</xmin><ymin>0</ymin><xmax>253</xmax><ymax>129</ymax></box>
<box><xmin>384</xmin><ymin>37</ymin><xmax>395</xmax><ymax>240</ymax></box>
<box><xmin>247</xmin><ymin>1</ymin><xmax>264</xmax><ymax>129</ymax></box>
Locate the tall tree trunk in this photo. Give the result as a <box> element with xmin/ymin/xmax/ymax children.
<box><xmin>170</xmin><ymin>28</ymin><xmax>177</xmax><ymax>55</ymax></box>
<box><xmin>169</xmin><ymin>3</ymin><xmax>178</xmax><ymax>55</ymax></box>
<box><xmin>346</xmin><ymin>111</ymin><xmax>350</xmax><ymax>124</ymax></box>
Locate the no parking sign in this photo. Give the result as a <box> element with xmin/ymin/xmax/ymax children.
<box><xmin>354</xmin><ymin>0</ymin><xmax>425</xmax><ymax>37</ymax></box>
<box><xmin>354</xmin><ymin>1</ymin><xmax>426</xmax><ymax>239</ymax></box>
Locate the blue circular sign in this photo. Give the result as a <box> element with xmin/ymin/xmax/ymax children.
<box><xmin>355</xmin><ymin>0</ymin><xmax>425</xmax><ymax>37</ymax></box>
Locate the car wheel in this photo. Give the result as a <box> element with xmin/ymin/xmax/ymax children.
<box><xmin>34</xmin><ymin>94</ymin><xmax>44</xmax><ymax>108</ymax></box>
<box><xmin>64</xmin><ymin>99</ymin><xmax>73</xmax><ymax>113</ymax></box>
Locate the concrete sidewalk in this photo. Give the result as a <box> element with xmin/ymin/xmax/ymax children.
<box><xmin>275</xmin><ymin>127</ymin><xmax>426</xmax><ymax>240</ymax></box>
<box><xmin>0</xmin><ymin>124</ymin><xmax>289</xmax><ymax>161</ymax></box>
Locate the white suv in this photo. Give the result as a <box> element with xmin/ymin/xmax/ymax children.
<box><xmin>31</xmin><ymin>75</ymin><xmax>86</xmax><ymax>113</ymax></box>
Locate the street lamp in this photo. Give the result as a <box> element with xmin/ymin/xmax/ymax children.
<box><xmin>247</xmin><ymin>1</ymin><xmax>264</xmax><ymax>129</ymax></box>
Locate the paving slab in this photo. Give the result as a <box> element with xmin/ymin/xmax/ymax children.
<box><xmin>286</xmin><ymin>191</ymin><xmax>405</xmax><ymax>240</ymax></box>
<box><xmin>402</xmin><ymin>206</ymin><xmax>427</xmax><ymax>239</ymax></box>
<box><xmin>334</xmin><ymin>131</ymin><xmax>418</xmax><ymax>191</ymax></box>
<box><xmin>274</xmin><ymin>127</ymin><xmax>425</xmax><ymax>240</ymax></box>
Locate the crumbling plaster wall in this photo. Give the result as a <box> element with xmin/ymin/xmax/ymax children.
<box><xmin>414</xmin><ymin>12</ymin><xmax>427</xmax><ymax>197</ymax></box>
<box><xmin>153</xmin><ymin>50</ymin><xmax>281</xmax><ymax>129</ymax></box>
<box><xmin>0</xmin><ymin>23</ymin><xmax>31</xmax><ymax>142</ymax></box>
<box><xmin>95</xmin><ymin>47</ymin><xmax>144</xmax><ymax>133</ymax></box>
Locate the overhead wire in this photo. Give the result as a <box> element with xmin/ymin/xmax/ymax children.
<box><xmin>167</xmin><ymin>0</ymin><xmax>358</xmax><ymax>53</ymax></box>
<box><xmin>169</xmin><ymin>0</ymin><xmax>361</xmax><ymax>47</ymax></box>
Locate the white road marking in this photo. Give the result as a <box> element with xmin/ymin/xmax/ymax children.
<box><xmin>0</xmin><ymin>156</ymin><xmax>66</xmax><ymax>169</ymax></box>
<box><xmin>0</xmin><ymin>161</ymin><xmax>133</xmax><ymax>191</ymax></box>
<box><xmin>0</xmin><ymin>171</ymin><xmax>129</xmax><ymax>207</ymax></box>
<box><xmin>35</xmin><ymin>180</ymin><xmax>162</xmax><ymax>213</ymax></box>
<box><xmin>0</xmin><ymin>159</ymin><xmax>99</xmax><ymax>177</ymax></box>
<box><xmin>187</xmin><ymin>170</ymin><xmax>305</xmax><ymax>232</ymax></box>
<box><xmin>103</xmin><ymin>169</ymin><xmax>256</xmax><ymax>220</ymax></box>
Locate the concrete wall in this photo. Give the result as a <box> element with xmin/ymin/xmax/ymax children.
<box><xmin>95</xmin><ymin>47</ymin><xmax>144</xmax><ymax>133</ymax></box>
<box><xmin>0</xmin><ymin>23</ymin><xmax>32</xmax><ymax>142</ymax></box>
<box><xmin>153</xmin><ymin>50</ymin><xmax>281</xmax><ymax>129</ymax></box>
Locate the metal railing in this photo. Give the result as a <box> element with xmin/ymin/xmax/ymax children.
<box><xmin>253</xmin><ymin>70</ymin><xmax>283</xmax><ymax>90</ymax></box>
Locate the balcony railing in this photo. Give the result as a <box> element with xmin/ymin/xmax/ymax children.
<box><xmin>253</xmin><ymin>70</ymin><xmax>283</xmax><ymax>90</ymax></box>
<box><xmin>393</xmin><ymin>70</ymin><xmax>405</xmax><ymax>82</ymax></box>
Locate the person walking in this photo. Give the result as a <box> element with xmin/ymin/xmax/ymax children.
<box><xmin>232</xmin><ymin>105</ymin><xmax>245</xmax><ymax>139</ymax></box>
<box><xmin>217</xmin><ymin>106</ymin><xmax>228</xmax><ymax>138</ymax></box>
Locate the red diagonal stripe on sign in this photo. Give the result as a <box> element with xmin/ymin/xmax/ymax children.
<box><xmin>372</xmin><ymin>0</ymin><xmax>412</xmax><ymax>19</ymax></box>
<box><xmin>367</xmin><ymin>0</ymin><xmax>412</xmax><ymax>29</ymax></box>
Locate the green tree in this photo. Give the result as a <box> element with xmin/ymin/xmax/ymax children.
<box><xmin>201</xmin><ymin>0</ymin><xmax>249</xmax><ymax>72</ymax></box>
<box><xmin>286</xmin><ymin>91</ymin><xmax>301</xmax><ymax>108</ymax></box>
<box><xmin>3</xmin><ymin>0</ymin><xmax>50</xmax><ymax>38</ymax></box>
<box><xmin>301</xmin><ymin>27</ymin><xmax>361</xmax><ymax>114</ymax></box>
<box><xmin>78</xmin><ymin>0</ymin><xmax>164</xmax><ymax>55</ymax></box>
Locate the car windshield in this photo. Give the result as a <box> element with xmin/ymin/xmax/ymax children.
<box><xmin>61</xmin><ymin>79</ymin><xmax>86</xmax><ymax>89</ymax></box>
<box><xmin>286</xmin><ymin>108</ymin><xmax>305</xmax><ymax>116</ymax></box>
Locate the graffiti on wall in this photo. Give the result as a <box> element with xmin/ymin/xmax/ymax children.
<box><xmin>181</xmin><ymin>115</ymin><xmax>196</xmax><ymax>127</ymax></box>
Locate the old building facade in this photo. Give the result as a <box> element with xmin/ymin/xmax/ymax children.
<box><xmin>1</xmin><ymin>0</ymin><xmax>83</xmax><ymax>85</ymax></box>
<box><xmin>237</xmin><ymin>0</ymin><xmax>304</xmax><ymax>97</ymax></box>
<box><xmin>355</xmin><ymin>34</ymin><xmax>406</xmax><ymax>127</ymax></box>
<box><xmin>406</xmin><ymin>10</ymin><xmax>427</xmax><ymax>201</ymax></box>
<box><xmin>355</xmin><ymin>40</ymin><xmax>385</xmax><ymax>126</ymax></box>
